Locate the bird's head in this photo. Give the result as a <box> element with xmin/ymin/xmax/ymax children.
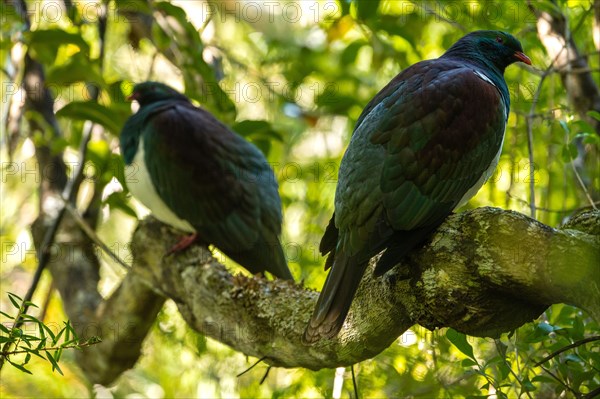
<box><xmin>445</xmin><ymin>30</ymin><xmax>532</xmax><ymax>72</ymax></box>
<box><xmin>127</xmin><ymin>81</ymin><xmax>190</xmax><ymax>107</ymax></box>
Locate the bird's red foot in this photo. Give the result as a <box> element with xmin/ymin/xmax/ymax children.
<box><xmin>167</xmin><ymin>233</ymin><xmax>198</xmax><ymax>255</ymax></box>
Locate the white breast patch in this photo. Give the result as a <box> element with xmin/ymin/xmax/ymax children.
<box><xmin>125</xmin><ymin>138</ymin><xmax>196</xmax><ymax>233</ymax></box>
<box><xmin>455</xmin><ymin>131</ymin><xmax>505</xmax><ymax>209</ymax></box>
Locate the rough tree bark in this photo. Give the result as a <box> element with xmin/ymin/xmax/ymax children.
<box><xmin>62</xmin><ymin>207</ymin><xmax>597</xmax><ymax>385</ymax></box>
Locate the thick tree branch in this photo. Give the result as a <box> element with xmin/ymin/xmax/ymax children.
<box><xmin>69</xmin><ymin>207</ymin><xmax>598</xmax><ymax>383</ymax></box>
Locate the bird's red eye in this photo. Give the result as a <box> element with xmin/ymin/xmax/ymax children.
<box><xmin>496</xmin><ymin>36</ymin><xmax>504</xmax><ymax>44</ymax></box>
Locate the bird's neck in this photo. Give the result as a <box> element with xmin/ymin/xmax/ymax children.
<box><xmin>441</xmin><ymin>51</ymin><xmax>511</xmax><ymax>119</ymax></box>
<box><xmin>441</xmin><ymin>41</ymin><xmax>507</xmax><ymax>76</ymax></box>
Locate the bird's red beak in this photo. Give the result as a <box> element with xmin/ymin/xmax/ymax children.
<box><xmin>126</xmin><ymin>92</ymin><xmax>139</xmax><ymax>101</ymax></box>
<box><xmin>514</xmin><ymin>51</ymin><xmax>532</xmax><ymax>65</ymax></box>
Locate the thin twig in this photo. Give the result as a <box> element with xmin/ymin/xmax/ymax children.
<box><xmin>525</xmin><ymin>78</ymin><xmax>545</xmax><ymax>219</ymax></box>
<box><xmin>535</xmin><ymin>336</ymin><xmax>600</xmax><ymax>366</ymax></box>
<box><xmin>494</xmin><ymin>340</ymin><xmax>533</xmax><ymax>399</ymax></box>
<box><xmin>0</xmin><ymin>66</ymin><xmax>13</xmax><ymax>78</ymax></box>
<box><xmin>1</xmin><ymin>340</ymin><xmax>101</xmax><ymax>356</ymax></box>
<box><xmin>63</xmin><ymin>201</ymin><xmax>131</xmax><ymax>269</ymax></box>
<box><xmin>506</xmin><ymin>191</ymin><xmax>600</xmax><ymax>213</ymax></box>
<box><xmin>569</xmin><ymin>153</ymin><xmax>598</xmax><ymax>210</ymax></box>
<box><xmin>539</xmin><ymin>365</ymin><xmax>579</xmax><ymax>396</ymax></box>
<box><xmin>524</xmin><ymin>28</ymin><xmax>573</xmax><ymax>219</ymax></box>
<box><xmin>351</xmin><ymin>364</ymin><xmax>359</xmax><ymax>399</ymax></box>
<box><xmin>582</xmin><ymin>386</ymin><xmax>600</xmax><ymax>399</ymax></box>
<box><xmin>237</xmin><ymin>356</ymin><xmax>267</xmax><ymax>377</ymax></box>
<box><xmin>146</xmin><ymin>51</ymin><xmax>158</xmax><ymax>81</ymax></box>
<box><xmin>259</xmin><ymin>366</ymin><xmax>271</xmax><ymax>385</ymax></box>
<box><xmin>417</xmin><ymin>2</ymin><xmax>467</xmax><ymax>32</ymax></box>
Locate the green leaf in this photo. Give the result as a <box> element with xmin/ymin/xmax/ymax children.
<box><xmin>41</xmin><ymin>322</ymin><xmax>57</xmax><ymax>342</ymax></box>
<box><xmin>115</xmin><ymin>0</ymin><xmax>152</xmax><ymax>14</ymax></box>
<box><xmin>7</xmin><ymin>359</ymin><xmax>32</xmax><ymax>375</ymax></box>
<box><xmin>531</xmin><ymin>375</ymin><xmax>557</xmax><ymax>383</ymax></box>
<box><xmin>521</xmin><ymin>378</ymin><xmax>537</xmax><ymax>391</ymax></box>
<box><xmin>154</xmin><ymin>2</ymin><xmax>200</xmax><ymax>43</ymax></box>
<box><xmin>22</xmin><ymin>301</ymin><xmax>38</xmax><ymax>308</ymax></box>
<box><xmin>587</xmin><ymin>110</ymin><xmax>600</xmax><ymax>121</ymax></box>
<box><xmin>45</xmin><ymin>350</ymin><xmax>64</xmax><ymax>375</ymax></box>
<box><xmin>195</xmin><ymin>332</ymin><xmax>207</xmax><ymax>355</ymax></box>
<box><xmin>486</xmin><ymin>355</ymin><xmax>505</xmax><ymax>365</ymax></box>
<box><xmin>19</xmin><ymin>314</ymin><xmax>41</xmax><ymax>323</ymax></box>
<box><xmin>29</xmin><ymin>349</ymin><xmax>45</xmax><ymax>360</ymax></box>
<box><xmin>56</xmin><ymin>102</ymin><xmax>124</xmax><ymax>135</ymax></box>
<box><xmin>564</xmin><ymin>354</ymin><xmax>583</xmax><ymax>363</ymax></box>
<box><xmin>355</xmin><ymin>0</ymin><xmax>380</xmax><ymax>20</ymax></box>
<box><xmin>574</xmin><ymin>132</ymin><xmax>600</xmax><ymax>145</ymax></box>
<box><xmin>570</xmin><ymin>120</ymin><xmax>595</xmax><ymax>135</ymax></box>
<box><xmin>495</xmin><ymin>340</ymin><xmax>508</xmax><ymax>358</ymax></box>
<box><xmin>25</xmin><ymin>29</ymin><xmax>90</xmax><ymax>64</ymax></box>
<box><xmin>64</xmin><ymin>321</ymin><xmax>77</xmax><ymax>339</ymax></box>
<box><xmin>19</xmin><ymin>336</ymin><xmax>33</xmax><ymax>348</ymax></box>
<box><xmin>0</xmin><ymin>311</ymin><xmax>15</xmax><ymax>319</ymax></box>
<box><xmin>232</xmin><ymin>120</ymin><xmax>284</xmax><ymax>142</ymax></box>
<box><xmin>0</xmin><ymin>323</ymin><xmax>11</xmax><ymax>334</ymax></box>
<box><xmin>498</xmin><ymin>362</ymin><xmax>510</xmax><ymax>380</ymax></box>
<box><xmin>104</xmin><ymin>191</ymin><xmax>137</xmax><ymax>218</ymax></box>
<box><xmin>561</xmin><ymin>143</ymin><xmax>578</xmax><ymax>163</ymax></box>
<box><xmin>571</xmin><ymin>316</ymin><xmax>585</xmax><ymax>340</ymax></box>
<box><xmin>0</xmin><ymin>336</ymin><xmax>13</xmax><ymax>343</ymax></box>
<box><xmin>37</xmin><ymin>323</ymin><xmax>46</xmax><ymax>345</ymax></box>
<box><xmin>249</xmin><ymin>139</ymin><xmax>271</xmax><ymax>158</ymax></box>
<box><xmin>558</xmin><ymin>119</ymin><xmax>570</xmax><ymax>134</ymax></box>
<box><xmin>47</xmin><ymin>53</ymin><xmax>105</xmax><ymax>87</ymax></box>
<box><xmin>26</xmin><ymin>29</ymin><xmax>89</xmax><ymax>53</ymax></box>
<box><xmin>446</xmin><ymin>328</ymin><xmax>475</xmax><ymax>359</ymax></box>
<box><xmin>536</xmin><ymin>322</ymin><xmax>558</xmax><ymax>334</ymax></box>
<box><xmin>64</xmin><ymin>324</ymin><xmax>71</xmax><ymax>343</ymax></box>
<box><xmin>341</xmin><ymin>40</ymin><xmax>367</xmax><ymax>65</ymax></box>
<box><xmin>7</xmin><ymin>292</ymin><xmax>23</xmax><ymax>309</ymax></box>
<box><xmin>316</xmin><ymin>93</ymin><xmax>358</xmax><ymax>113</ymax></box>
<box><xmin>53</xmin><ymin>327</ymin><xmax>65</xmax><ymax>346</ymax></box>
<box><xmin>55</xmin><ymin>347</ymin><xmax>63</xmax><ymax>363</ymax></box>
<box><xmin>152</xmin><ymin>2</ymin><xmax>236</xmax><ymax>120</ymax></box>
<box><xmin>461</xmin><ymin>358</ymin><xmax>477</xmax><ymax>367</ymax></box>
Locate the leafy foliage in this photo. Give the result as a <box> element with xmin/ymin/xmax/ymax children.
<box><xmin>0</xmin><ymin>293</ymin><xmax>100</xmax><ymax>376</ymax></box>
<box><xmin>1</xmin><ymin>0</ymin><xmax>598</xmax><ymax>397</ymax></box>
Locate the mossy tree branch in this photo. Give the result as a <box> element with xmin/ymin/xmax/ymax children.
<box><xmin>66</xmin><ymin>207</ymin><xmax>598</xmax><ymax>383</ymax></box>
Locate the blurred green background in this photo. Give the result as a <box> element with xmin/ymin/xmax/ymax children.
<box><xmin>1</xmin><ymin>0</ymin><xmax>598</xmax><ymax>397</ymax></box>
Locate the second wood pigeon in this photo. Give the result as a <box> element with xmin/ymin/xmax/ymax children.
<box><xmin>120</xmin><ymin>82</ymin><xmax>294</xmax><ymax>280</ymax></box>
<box><xmin>304</xmin><ymin>31</ymin><xmax>531</xmax><ymax>343</ymax></box>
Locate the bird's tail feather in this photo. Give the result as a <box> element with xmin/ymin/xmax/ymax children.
<box><xmin>225</xmin><ymin>235</ymin><xmax>293</xmax><ymax>281</ymax></box>
<box><xmin>269</xmin><ymin>239</ymin><xmax>294</xmax><ymax>280</ymax></box>
<box><xmin>303</xmin><ymin>251</ymin><xmax>369</xmax><ymax>344</ymax></box>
